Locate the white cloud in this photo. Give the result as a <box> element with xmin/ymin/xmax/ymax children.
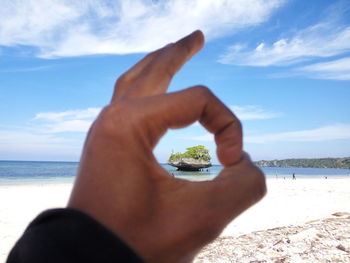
<box><xmin>33</xmin><ymin>107</ymin><xmax>101</xmax><ymax>133</ymax></box>
<box><xmin>297</xmin><ymin>57</ymin><xmax>350</xmax><ymax>81</ymax></box>
<box><xmin>230</xmin><ymin>105</ymin><xmax>281</xmax><ymax>120</ymax></box>
<box><xmin>35</xmin><ymin>108</ymin><xmax>100</xmax><ymax>121</ymax></box>
<box><xmin>44</xmin><ymin>119</ymin><xmax>94</xmax><ymax>133</ymax></box>
<box><xmin>191</xmin><ymin>124</ymin><xmax>350</xmax><ymax>143</ymax></box>
<box><xmin>0</xmin><ymin>0</ymin><xmax>285</xmax><ymax>58</ymax></box>
<box><xmin>0</xmin><ymin>130</ymin><xmax>82</xmax><ymax>161</ymax></box>
<box><xmin>219</xmin><ymin>22</ymin><xmax>350</xmax><ymax>66</ymax></box>
<box><xmin>245</xmin><ymin>124</ymin><xmax>350</xmax><ymax>143</ymax></box>
<box><xmin>0</xmin><ymin>107</ymin><xmax>100</xmax><ymax>160</ymax></box>
<box><xmin>0</xmin><ymin>130</ymin><xmax>67</xmax><ymax>145</ymax></box>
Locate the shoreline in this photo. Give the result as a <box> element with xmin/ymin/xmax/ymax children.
<box><xmin>1</xmin><ymin>178</ymin><xmax>350</xmax><ymax>262</ymax></box>
<box><xmin>0</xmin><ymin>173</ymin><xmax>349</xmax><ymax>187</ymax></box>
<box><xmin>1</xmin><ymin>159</ymin><xmax>350</xmax><ymax>169</ymax></box>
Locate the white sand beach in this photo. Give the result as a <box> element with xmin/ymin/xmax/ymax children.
<box><xmin>1</xmin><ymin>178</ymin><xmax>350</xmax><ymax>262</ymax></box>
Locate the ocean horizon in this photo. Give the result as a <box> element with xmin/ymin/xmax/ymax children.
<box><xmin>1</xmin><ymin>160</ymin><xmax>350</xmax><ymax>186</ymax></box>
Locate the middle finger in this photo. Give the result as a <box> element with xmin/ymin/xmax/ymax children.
<box><xmin>113</xmin><ymin>30</ymin><xmax>204</xmax><ymax>101</ymax></box>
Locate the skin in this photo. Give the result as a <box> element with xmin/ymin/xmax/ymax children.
<box><xmin>68</xmin><ymin>30</ymin><xmax>267</xmax><ymax>263</ymax></box>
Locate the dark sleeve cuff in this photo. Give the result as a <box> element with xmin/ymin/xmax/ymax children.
<box><xmin>7</xmin><ymin>208</ymin><xmax>145</xmax><ymax>263</ymax></box>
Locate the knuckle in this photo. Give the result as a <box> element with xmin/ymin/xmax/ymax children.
<box><xmin>177</xmin><ymin>40</ymin><xmax>192</xmax><ymax>57</ymax></box>
<box><xmin>144</xmin><ymin>60</ymin><xmax>174</xmax><ymax>80</ymax></box>
<box><xmin>193</xmin><ymin>85</ymin><xmax>212</xmax><ymax>98</ymax></box>
<box><xmin>116</xmin><ymin>72</ymin><xmax>131</xmax><ymax>87</ymax></box>
<box><xmin>236</xmin><ymin>119</ymin><xmax>243</xmax><ymax>134</ymax></box>
<box><xmin>250</xmin><ymin>166</ymin><xmax>267</xmax><ymax>201</ymax></box>
<box><xmin>161</xmin><ymin>63</ymin><xmax>175</xmax><ymax>80</ymax></box>
<box><xmin>230</xmin><ymin>109</ymin><xmax>243</xmax><ymax>129</ymax></box>
<box><xmin>96</xmin><ymin>106</ymin><xmax>117</xmax><ymax>134</ymax></box>
<box><xmin>96</xmin><ymin>103</ymin><xmax>133</xmax><ymax>136</ymax></box>
<box><xmin>156</xmin><ymin>54</ymin><xmax>177</xmax><ymax>79</ymax></box>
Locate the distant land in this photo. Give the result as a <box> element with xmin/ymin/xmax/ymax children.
<box><xmin>255</xmin><ymin>157</ymin><xmax>350</xmax><ymax>169</ymax></box>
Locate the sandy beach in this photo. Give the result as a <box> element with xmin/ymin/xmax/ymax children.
<box><xmin>1</xmin><ymin>178</ymin><xmax>350</xmax><ymax>262</ymax></box>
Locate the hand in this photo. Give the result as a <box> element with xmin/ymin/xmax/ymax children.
<box><xmin>68</xmin><ymin>30</ymin><xmax>266</xmax><ymax>263</ymax></box>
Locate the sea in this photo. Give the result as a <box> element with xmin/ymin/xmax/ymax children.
<box><xmin>0</xmin><ymin>160</ymin><xmax>349</xmax><ymax>186</ymax></box>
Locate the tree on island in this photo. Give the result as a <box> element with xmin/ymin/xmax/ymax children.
<box><xmin>168</xmin><ymin>145</ymin><xmax>212</xmax><ymax>171</ymax></box>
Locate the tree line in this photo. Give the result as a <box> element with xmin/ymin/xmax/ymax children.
<box><xmin>255</xmin><ymin>157</ymin><xmax>350</xmax><ymax>169</ymax></box>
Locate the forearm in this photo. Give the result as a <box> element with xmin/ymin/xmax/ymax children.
<box><xmin>7</xmin><ymin>209</ymin><xmax>145</xmax><ymax>263</ymax></box>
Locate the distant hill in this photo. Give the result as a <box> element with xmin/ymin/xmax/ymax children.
<box><xmin>255</xmin><ymin>157</ymin><xmax>350</xmax><ymax>169</ymax></box>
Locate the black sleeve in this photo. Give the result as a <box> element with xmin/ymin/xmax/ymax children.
<box><xmin>6</xmin><ymin>208</ymin><xmax>145</xmax><ymax>263</ymax></box>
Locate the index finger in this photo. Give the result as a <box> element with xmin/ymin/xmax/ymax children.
<box><xmin>134</xmin><ymin>86</ymin><xmax>242</xmax><ymax>166</ymax></box>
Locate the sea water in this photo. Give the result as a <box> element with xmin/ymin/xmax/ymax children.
<box><xmin>0</xmin><ymin>161</ymin><xmax>77</xmax><ymax>185</ymax></box>
<box><xmin>0</xmin><ymin>160</ymin><xmax>349</xmax><ymax>185</ymax></box>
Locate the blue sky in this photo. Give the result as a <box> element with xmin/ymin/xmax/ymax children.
<box><xmin>0</xmin><ymin>0</ymin><xmax>349</xmax><ymax>163</ymax></box>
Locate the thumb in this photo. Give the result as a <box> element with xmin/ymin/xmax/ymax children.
<box><xmin>192</xmin><ymin>154</ymin><xmax>266</xmax><ymax>233</ymax></box>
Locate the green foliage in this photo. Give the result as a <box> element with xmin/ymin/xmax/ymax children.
<box><xmin>168</xmin><ymin>152</ymin><xmax>184</xmax><ymax>161</ymax></box>
<box><xmin>255</xmin><ymin>157</ymin><xmax>350</xmax><ymax>169</ymax></box>
<box><xmin>169</xmin><ymin>145</ymin><xmax>211</xmax><ymax>162</ymax></box>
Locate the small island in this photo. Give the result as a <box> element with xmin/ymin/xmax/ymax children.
<box><xmin>168</xmin><ymin>145</ymin><xmax>212</xmax><ymax>171</ymax></box>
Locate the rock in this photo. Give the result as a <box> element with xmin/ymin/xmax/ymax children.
<box><xmin>275</xmin><ymin>257</ymin><xmax>287</xmax><ymax>263</ymax></box>
<box><xmin>336</xmin><ymin>244</ymin><xmax>347</xmax><ymax>252</ymax></box>
<box><xmin>332</xmin><ymin>212</ymin><xmax>350</xmax><ymax>217</ymax></box>
<box><xmin>168</xmin><ymin>158</ymin><xmax>212</xmax><ymax>171</ymax></box>
<box><xmin>317</xmin><ymin>233</ymin><xmax>325</xmax><ymax>238</ymax></box>
<box><xmin>306</xmin><ymin>219</ymin><xmax>321</xmax><ymax>224</ymax></box>
<box><xmin>258</xmin><ymin>243</ymin><xmax>265</xmax><ymax>249</ymax></box>
<box><xmin>273</xmin><ymin>240</ymin><xmax>283</xmax><ymax>246</ymax></box>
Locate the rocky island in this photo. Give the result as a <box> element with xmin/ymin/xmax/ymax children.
<box><xmin>168</xmin><ymin>145</ymin><xmax>212</xmax><ymax>171</ymax></box>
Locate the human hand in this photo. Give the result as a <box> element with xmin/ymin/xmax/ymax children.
<box><xmin>68</xmin><ymin>30</ymin><xmax>266</xmax><ymax>263</ymax></box>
